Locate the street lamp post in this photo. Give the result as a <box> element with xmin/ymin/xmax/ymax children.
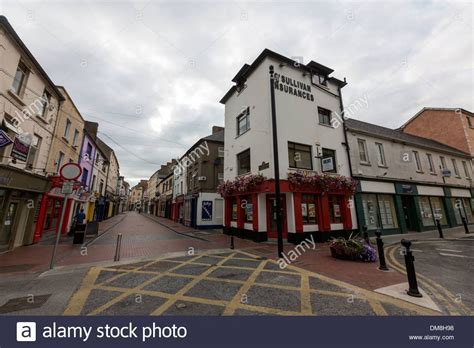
<box><xmin>269</xmin><ymin>65</ymin><xmax>284</xmax><ymax>258</ymax></box>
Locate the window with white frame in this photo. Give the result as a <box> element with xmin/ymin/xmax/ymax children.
<box><xmin>451</xmin><ymin>159</ymin><xmax>460</xmax><ymax>177</ymax></box>
<box><xmin>72</xmin><ymin>129</ymin><xmax>79</xmax><ymax>146</ymax></box>
<box><xmin>440</xmin><ymin>156</ymin><xmax>447</xmax><ymax>170</ymax></box>
<box><xmin>427</xmin><ymin>154</ymin><xmax>435</xmax><ymax>173</ymax></box>
<box><xmin>357</xmin><ymin>139</ymin><xmax>369</xmax><ymax>163</ymax></box>
<box><xmin>375</xmin><ymin>143</ymin><xmax>386</xmax><ymax>167</ymax></box>
<box><xmin>56</xmin><ymin>151</ymin><xmax>64</xmax><ymax>173</ymax></box>
<box><xmin>236</xmin><ymin>107</ymin><xmax>250</xmax><ymax>136</ymax></box>
<box><xmin>218</xmin><ymin>146</ymin><xmax>225</xmax><ymax>157</ymax></box>
<box><xmin>462</xmin><ymin>161</ymin><xmax>471</xmax><ymax>178</ymax></box>
<box><xmin>11</xmin><ymin>61</ymin><xmax>28</xmax><ymax>96</ymax></box>
<box><xmin>413</xmin><ymin>151</ymin><xmax>422</xmax><ymax>172</ymax></box>
<box><xmin>64</xmin><ymin>119</ymin><xmax>71</xmax><ymax>139</ymax></box>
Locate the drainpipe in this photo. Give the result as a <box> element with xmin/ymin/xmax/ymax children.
<box><xmin>338</xmin><ymin>84</ymin><xmax>362</xmax><ymax>233</ymax></box>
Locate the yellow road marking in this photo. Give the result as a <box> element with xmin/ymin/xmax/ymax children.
<box><xmin>386</xmin><ymin>245</ymin><xmax>468</xmax><ymax>315</ymax></box>
<box><xmin>63</xmin><ymin>267</ymin><xmax>101</xmax><ymax>315</ymax></box>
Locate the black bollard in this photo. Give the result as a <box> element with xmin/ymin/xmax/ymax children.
<box><xmin>436</xmin><ymin>219</ymin><xmax>444</xmax><ymax>239</ymax></box>
<box><xmin>230</xmin><ymin>234</ymin><xmax>235</xmax><ymax>250</ymax></box>
<box><xmin>461</xmin><ymin>216</ymin><xmax>470</xmax><ymax>234</ymax></box>
<box><xmin>375</xmin><ymin>230</ymin><xmax>389</xmax><ymax>271</ymax></box>
<box><xmin>363</xmin><ymin>225</ymin><xmax>370</xmax><ymax>245</ymax></box>
<box><xmin>401</xmin><ymin>239</ymin><xmax>422</xmax><ymax>298</ymax></box>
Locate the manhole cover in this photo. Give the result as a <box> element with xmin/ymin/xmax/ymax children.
<box><xmin>0</xmin><ymin>294</ymin><xmax>51</xmax><ymax>314</ymax></box>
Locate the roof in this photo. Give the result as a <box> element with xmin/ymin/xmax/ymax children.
<box><xmin>399</xmin><ymin>107</ymin><xmax>474</xmax><ymax>130</ymax></box>
<box><xmin>95</xmin><ymin>137</ymin><xmax>113</xmax><ymax>160</ymax></box>
<box><xmin>345</xmin><ymin>118</ymin><xmax>471</xmax><ymax>158</ymax></box>
<box><xmin>220</xmin><ymin>48</ymin><xmax>346</xmax><ymax>104</ymax></box>
<box><xmin>183</xmin><ymin>128</ymin><xmax>225</xmax><ymax>158</ymax></box>
<box><xmin>0</xmin><ymin>16</ymin><xmax>64</xmax><ymax>101</ymax></box>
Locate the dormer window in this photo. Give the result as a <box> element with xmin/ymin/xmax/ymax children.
<box><xmin>311</xmin><ymin>74</ymin><xmax>328</xmax><ymax>87</ymax></box>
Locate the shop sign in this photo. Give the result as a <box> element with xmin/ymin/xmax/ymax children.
<box><xmin>258</xmin><ymin>161</ymin><xmax>270</xmax><ymax>171</ymax></box>
<box><xmin>441</xmin><ymin>168</ymin><xmax>451</xmax><ymax>177</ymax></box>
<box><xmin>11</xmin><ymin>136</ymin><xmax>30</xmax><ymax>162</ymax></box>
<box><xmin>401</xmin><ymin>184</ymin><xmax>414</xmax><ymax>194</ymax></box>
<box><xmin>61</xmin><ymin>181</ymin><xmax>74</xmax><ymax>194</ymax></box>
<box><xmin>0</xmin><ymin>130</ymin><xmax>13</xmax><ymax>148</ymax></box>
<box><xmin>321</xmin><ymin>157</ymin><xmax>334</xmax><ymax>172</ymax></box>
<box><xmin>201</xmin><ymin>200</ymin><xmax>213</xmax><ymax>221</ymax></box>
<box><xmin>273</xmin><ymin>73</ymin><xmax>315</xmax><ymax>102</ymax></box>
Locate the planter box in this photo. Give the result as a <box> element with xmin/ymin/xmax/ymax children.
<box><xmin>329</xmin><ymin>245</ymin><xmax>358</xmax><ymax>261</ymax></box>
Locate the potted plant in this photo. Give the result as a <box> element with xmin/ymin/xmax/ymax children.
<box><xmin>329</xmin><ymin>233</ymin><xmax>377</xmax><ymax>262</ymax></box>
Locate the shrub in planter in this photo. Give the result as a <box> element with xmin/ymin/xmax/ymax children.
<box><xmin>329</xmin><ymin>234</ymin><xmax>376</xmax><ymax>262</ymax></box>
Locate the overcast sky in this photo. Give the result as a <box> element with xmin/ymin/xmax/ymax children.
<box><xmin>2</xmin><ymin>0</ymin><xmax>472</xmax><ymax>186</ymax></box>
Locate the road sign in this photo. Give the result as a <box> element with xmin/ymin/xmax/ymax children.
<box><xmin>60</xmin><ymin>163</ymin><xmax>82</xmax><ymax>180</ymax></box>
<box><xmin>61</xmin><ymin>181</ymin><xmax>74</xmax><ymax>194</ymax></box>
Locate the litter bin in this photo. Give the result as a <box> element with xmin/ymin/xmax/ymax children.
<box><xmin>73</xmin><ymin>223</ymin><xmax>87</xmax><ymax>244</ymax></box>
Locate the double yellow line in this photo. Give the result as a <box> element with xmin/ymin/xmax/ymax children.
<box><xmin>385</xmin><ymin>245</ymin><xmax>471</xmax><ymax>316</ymax></box>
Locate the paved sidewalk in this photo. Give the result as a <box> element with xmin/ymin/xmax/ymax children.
<box><xmin>371</xmin><ymin>225</ymin><xmax>473</xmax><ymax>246</ymax></box>
<box><xmin>64</xmin><ymin>250</ymin><xmax>437</xmax><ymax>316</ymax></box>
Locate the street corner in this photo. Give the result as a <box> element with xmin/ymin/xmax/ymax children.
<box><xmin>63</xmin><ymin>250</ymin><xmax>439</xmax><ymax>316</ymax></box>
<box><xmin>384</xmin><ymin>241</ymin><xmax>473</xmax><ymax>316</ymax></box>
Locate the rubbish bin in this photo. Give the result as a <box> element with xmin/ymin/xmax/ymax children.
<box><xmin>73</xmin><ymin>223</ymin><xmax>87</xmax><ymax>244</ymax></box>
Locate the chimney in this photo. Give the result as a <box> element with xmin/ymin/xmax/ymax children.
<box><xmin>212</xmin><ymin>126</ymin><xmax>224</xmax><ymax>134</ymax></box>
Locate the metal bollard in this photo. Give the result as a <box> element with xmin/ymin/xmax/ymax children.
<box><xmin>375</xmin><ymin>230</ymin><xmax>389</xmax><ymax>271</ymax></box>
<box><xmin>230</xmin><ymin>234</ymin><xmax>235</xmax><ymax>250</ymax></box>
<box><xmin>114</xmin><ymin>233</ymin><xmax>123</xmax><ymax>262</ymax></box>
<box><xmin>436</xmin><ymin>219</ymin><xmax>444</xmax><ymax>239</ymax></box>
<box><xmin>401</xmin><ymin>239</ymin><xmax>422</xmax><ymax>298</ymax></box>
<box><xmin>461</xmin><ymin>216</ymin><xmax>470</xmax><ymax>234</ymax></box>
<box><xmin>363</xmin><ymin>225</ymin><xmax>370</xmax><ymax>245</ymax></box>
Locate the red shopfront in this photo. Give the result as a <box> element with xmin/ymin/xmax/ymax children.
<box><xmin>33</xmin><ymin>176</ymin><xmax>85</xmax><ymax>243</ymax></box>
<box><xmin>222</xmin><ymin>179</ymin><xmax>354</xmax><ymax>244</ymax></box>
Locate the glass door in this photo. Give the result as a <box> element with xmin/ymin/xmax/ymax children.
<box><xmin>0</xmin><ymin>202</ymin><xmax>18</xmax><ymax>249</ymax></box>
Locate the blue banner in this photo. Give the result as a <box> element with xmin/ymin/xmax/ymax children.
<box><xmin>2</xmin><ymin>316</ymin><xmax>472</xmax><ymax>347</ymax></box>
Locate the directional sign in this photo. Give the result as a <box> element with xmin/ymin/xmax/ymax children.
<box><xmin>60</xmin><ymin>163</ymin><xmax>82</xmax><ymax>181</ymax></box>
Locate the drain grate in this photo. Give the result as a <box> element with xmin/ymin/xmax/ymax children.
<box><xmin>0</xmin><ymin>264</ymin><xmax>37</xmax><ymax>273</ymax></box>
<box><xmin>0</xmin><ymin>294</ymin><xmax>51</xmax><ymax>314</ymax></box>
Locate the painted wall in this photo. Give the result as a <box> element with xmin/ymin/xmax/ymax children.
<box><xmin>346</xmin><ymin>129</ymin><xmax>473</xmax><ymax>188</ymax></box>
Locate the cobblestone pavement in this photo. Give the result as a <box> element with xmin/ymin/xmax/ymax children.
<box><xmin>65</xmin><ymin>250</ymin><xmax>438</xmax><ymax>316</ymax></box>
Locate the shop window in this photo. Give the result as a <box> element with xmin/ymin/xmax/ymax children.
<box><xmin>230</xmin><ymin>198</ymin><xmax>237</xmax><ymax>221</ymax></box>
<box><xmin>452</xmin><ymin>198</ymin><xmax>473</xmax><ymax>224</ymax></box>
<box><xmin>321</xmin><ymin>148</ymin><xmax>336</xmax><ymax>173</ymax></box>
<box><xmin>430</xmin><ymin>197</ymin><xmax>447</xmax><ymax>225</ymax></box>
<box><xmin>357</xmin><ymin>139</ymin><xmax>369</xmax><ymax>163</ymax></box>
<box><xmin>288</xmin><ymin>142</ymin><xmax>312</xmax><ymax>169</ymax></box>
<box><xmin>418</xmin><ymin>196</ymin><xmax>435</xmax><ymax>227</ymax></box>
<box><xmin>329</xmin><ymin>195</ymin><xmax>342</xmax><ymax>224</ymax></box>
<box><xmin>237</xmin><ymin>149</ymin><xmax>251</xmax><ymax>175</ymax></box>
<box><xmin>301</xmin><ymin>194</ymin><xmax>317</xmax><ymax>224</ymax></box>
<box><xmin>237</xmin><ymin>107</ymin><xmax>250</xmax><ymax>136</ymax></box>
<box><xmin>11</xmin><ymin>61</ymin><xmax>28</xmax><ymax>96</ymax></box>
<box><xmin>377</xmin><ymin>195</ymin><xmax>398</xmax><ymax>229</ymax></box>
<box><xmin>362</xmin><ymin>194</ymin><xmax>379</xmax><ymax>230</ymax></box>
<box><xmin>318</xmin><ymin>107</ymin><xmax>331</xmax><ymax>126</ymax></box>
<box><xmin>242</xmin><ymin>196</ymin><xmax>253</xmax><ymax>222</ymax></box>
<box><xmin>361</xmin><ymin>194</ymin><xmax>398</xmax><ymax>230</ymax></box>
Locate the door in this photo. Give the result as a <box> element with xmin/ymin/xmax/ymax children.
<box><xmin>266</xmin><ymin>194</ymin><xmax>287</xmax><ymax>239</ymax></box>
<box><xmin>0</xmin><ymin>201</ymin><xmax>19</xmax><ymax>250</ymax></box>
<box><xmin>401</xmin><ymin>196</ymin><xmax>417</xmax><ymax>231</ymax></box>
<box><xmin>215</xmin><ymin>199</ymin><xmax>224</xmax><ymax>226</ymax></box>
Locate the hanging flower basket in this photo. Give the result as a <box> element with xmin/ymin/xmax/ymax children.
<box><xmin>217</xmin><ymin>174</ymin><xmax>266</xmax><ymax>197</ymax></box>
<box><xmin>288</xmin><ymin>170</ymin><xmax>357</xmax><ymax>195</ymax></box>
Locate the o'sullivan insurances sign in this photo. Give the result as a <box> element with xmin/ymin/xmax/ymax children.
<box><xmin>273</xmin><ymin>73</ymin><xmax>314</xmax><ymax>102</ymax></box>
